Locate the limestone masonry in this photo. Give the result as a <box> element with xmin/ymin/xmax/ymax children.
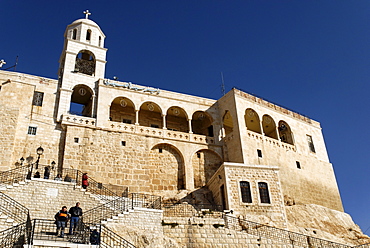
<box><xmin>0</xmin><ymin>14</ymin><xmax>368</xmax><ymax>246</ymax></box>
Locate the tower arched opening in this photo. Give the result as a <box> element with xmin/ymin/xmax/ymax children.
<box><xmin>74</xmin><ymin>50</ymin><xmax>95</xmax><ymax>76</ymax></box>
<box><xmin>110</xmin><ymin>97</ymin><xmax>135</xmax><ymax>124</ymax></box>
<box><xmin>278</xmin><ymin>120</ymin><xmax>294</xmax><ymax>145</ymax></box>
<box><xmin>69</xmin><ymin>84</ymin><xmax>93</xmax><ymax>117</ymax></box>
<box><xmin>139</xmin><ymin>102</ymin><xmax>163</xmax><ymax>128</ymax></box>
<box><xmin>262</xmin><ymin>115</ymin><xmax>278</xmax><ymax>139</ymax></box>
<box><xmin>192</xmin><ymin>111</ymin><xmax>214</xmax><ymax>137</ymax></box>
<box><xmin>223</xmin><ymin>111</ymin><xmax>233</xmax><ymax>135</ymax></box>
<box><xmin>245</xmin><ymin>108</ymin><xmax>262</xmax><ymax>134</ymax></box>
<box><xmin>166</xmin><ymin>107</ymin><xmax>188</xmax><ymax>132</ymax></box>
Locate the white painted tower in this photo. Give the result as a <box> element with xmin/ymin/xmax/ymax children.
<box><xmin>57</xmin><ymin>10</ymin><xmax>107</xmax><ymax>120</ymax></box>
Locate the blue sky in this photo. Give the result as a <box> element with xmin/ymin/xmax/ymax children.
<box><xmin>1</xmin><ymin>1</ymin><xmax>369</xmax><ymax>233</ymax></box>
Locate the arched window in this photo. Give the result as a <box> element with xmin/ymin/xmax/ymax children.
<box><xmin>86</xmin><ymin>29</ymin><xmax>91</xmax><ymax>41</ymax></box>
<box><xmin>258</xmin><ymin>182</ymin><xmax>271</xmax><ymax>204</ymax></box>
<box><xmin>74</xmin><ymin>50</ymin><xmax>95</xmax><ymax>76</ymax></box>
<box><xmin>223</xmin><ymin>111</ymin><xmax>233</xmax><ymax>135</ymax></box>
<box><xmin>245</xmin><ymin>108</ymin><xmax>261</xmax><ymax>134</ymax></box>
<box><xmin>69</xmin><ymin>85</ymin><xmax>93</xmax><ymax>117</ymax></box>
<box><xmin>139</xmin><ymin>102</ymin><xmax>163</xmax><ymax>128</ymax></box>
<box><xmin>99</xmin><ymin>36</ymin><xmax>102</xmax><ymax>47</ymax></box>
<box><xmin>240</xmin><ymin>181</ymin><xmax>252</xmax><ymax>203</ymax></box>
<box><xmin>166</xmin><ymin>107</ymin><xmax>188</xmax><ymax>132</ymax></box>
<box><xmin>278</xmin><ymin>121</ymin><xmax>294</xmax><ymax>145</ymax></box>
<box><xmin>191</xmin><ymin>111</ymin><xmax>213</xmax><ymax>136</ymax></box>
<box><xmin>262</xmin><ymin>115</ymin><xmax>278</xmax><ymax>139</ymax></box>
<box><xmin>72</xmin><ymin>29</ymin><xmax>77</xmax><ymax>40</ymax></box>
<box><xmin>109</xmin><ymin>97</ymin><xmax>135</xmax><ymax>123</ymax></box>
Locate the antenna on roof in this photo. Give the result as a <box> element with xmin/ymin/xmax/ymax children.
<box><xmin>2</xmin><ymin>56</ymin><xmax>18</xmax><ymax>71</ymax></box>
<box><xmin>221</xmin><ymin>72</ymin><xmax>225</xmax><ymax>96</ymax></box>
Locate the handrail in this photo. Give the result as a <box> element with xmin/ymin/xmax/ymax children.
<box><xmin>100</xmin><ymin>224</ymin><xmax>136</xmax><ymax>247</ymax></box>
<box><xmin>129</xmin><ymin>192</ymin><xmax>161</xmax><ymax>210</ymax></box>
<box><xmin>82</xmin><ymin>197</ymin><xmax>128</xmax><ymax>224</ymax></box>
<box><xmin>163</xmin><ymin>202</ymin><xmax>223</xmax><ymax>217</ymax></box>
<box><xmin>0</xmin><ymin>221</ymin><xmax>31</xmax><ymax>247</ymax></box>
<box><xmin>0</xmin><ymin>165</ymin><xmax>28</xmax><ymax>186</ymax></box>
<box><xmin>225</xmin><ymin>215</ymin><xmax>353</xmax><ymax>248</ymax></box>
<box><xmin>0</xmin><ymin>192</ymin><xmax>30</xmax><ymax>223</ymax></box>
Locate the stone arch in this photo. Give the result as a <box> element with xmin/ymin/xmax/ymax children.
<box><xmin>109</xmin><ymin>97</ymin><xmax>135</xmax><ymax>123</ymax></box>
<box><xmin>75</xmin><ymin>49</ymin><xmax>95</xmax><ymax>76</ymax></box>
<box><xmin>166</xmin><ymin>106</ymin><xmax>188</xmax><ymax>132</ymax></box>
<box><xmin>245</xmin><ymin>108</ymin><xmax>262</xmax><ymax>134</ymax></box>
<box><xmin>148</xmin><ymin>143</ymin><xmax>185</xmax><ymax>191</ymax></box>
<box><xmin>69</xmin><ymin>84</ymin><xmax>94</xmax><ymax>117</ymax></box>
<box><xmin>262</xmin><ymin>115</ymin><xmax>278</xmax><ymax>139</ymax></box>
<box><xmin>278</xmin><ymin>120</ymin><xmax>294</xmax><ymax>145</ymax></box>
<box><xmin>139</xmin><ymin>102</ymin><xmax>163</xmax><ymax>128</ymax></box>
<box><xmin>223</xmin><ymin>111</ymin><xmax>233</xmax><ymax>135</ymax></box>
<box><xmin>192</xmin><ymin>149</ymin><xmax>223</xmax><ymax>188</ymax></box>
<box><xmin>191</xmin><ymin>111</ymin><xmax>214</xmax><ymax>137</ymax></box>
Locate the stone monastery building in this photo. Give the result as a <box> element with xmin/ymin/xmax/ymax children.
<box><xmin>0</xmin><ymin>13</ymin><xmax>347</xmax><ymax>232</ymax></box>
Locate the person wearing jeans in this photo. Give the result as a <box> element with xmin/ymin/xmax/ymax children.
<box><xmin>69</xmin><ymin>202</ymin><xmax>83</xmax><ymax>235</ymax></box>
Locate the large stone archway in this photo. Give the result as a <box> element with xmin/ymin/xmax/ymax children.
<box><xmin>147</xmin><ymin>143</ymin><xmax>185</xmax><ymax>193</ymax></box>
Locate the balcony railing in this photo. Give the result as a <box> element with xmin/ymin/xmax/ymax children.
<box><xmin>163</xmin><ymin>203</ymin><xmax>223</xmax><ymax>218</ymax></box>
<box><xmin>0</xmin><ymin>192</ymin><xmax>30</xmax><ymax>224</ymax></box>
<box><xmin>0</xmin><ymin>165</ymin><xmax>28</xmax><ymax>187</ymax></box>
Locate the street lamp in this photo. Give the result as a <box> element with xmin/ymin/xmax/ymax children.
<box><xmin>35</xmin><ymin>146</ymin><xmax>44</xmax><ymax>170</ymax></box>
<box><xmin>20</xmin><ymin>157</ymin><xmax>25</xmax><ymax>166</ymax></box>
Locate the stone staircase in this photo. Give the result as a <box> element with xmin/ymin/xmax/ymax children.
<box><xmin>0</xmin><ymin>178</ymin><xmax>104</xmax><ymax>221</ymax></box>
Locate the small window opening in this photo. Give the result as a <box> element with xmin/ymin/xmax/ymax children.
<box><xmin>72</xmin><ymin>29</ymin><xmax>77</xmax><ymax>40</ymax></box>
<box><xmin>99</xmin><ymin>36</ymin><xmax>102</xmax><ymax>46</ymax></box>
<box><xmin>74</xmin><ymin>137</ymin><xmax>79</xmax><ymax>143</ymax></box>
<box><xmin>151</xmin><ymin>124</ymin><xmax>159</xmax><ymax>128</ymax></box>
<box><xmin>159</xmin><ymin>148</ymin><xmax>163</xmax><ymax>153</ymax></box>
<box><xmin>122</xmin><ymin>119</ymin><xmax>132</xmax><ymax>124</ymax></box>
<box><xmin>32</xmin><ymin>91</ymin><xmax>44</xmax><ymax>106</ymax></box>
<box><xmin>86</xmin><ymin>30</ymin><xmax>91</xmax><ymax>41</ymax></box>
<box><xmin>307</xmin><ymin>135</ymin><xmax>316</xmax><ymax>153</ymax></box>
<box><xmin>197</xmin><ymin>152</ymin><xmax>201</xmax><ymax>158</ymax></box>
<box><xmin>121</xmin><ymin>141</ymin><xmax>126</xmax><ymax>146</ymax></box>
<box><xmin>296</xmin><ymin>161</ymin><xmax>301</xmax><ymax>169</ymax></box>
<box><xmin>27</xmin><ymin>126</ymin><xmax>37</xmax><ymax>135</ymax></box>
<box><xmin>257</xmin><ymin>149</ymin><xmax>262</xmax><ymax>158</ymax></box>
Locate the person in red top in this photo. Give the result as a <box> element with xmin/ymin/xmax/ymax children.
<box><xmin>82</xmin><ymin>173</ymin><xmax>89</xmax><ymax>189</ymax></box>
<box><xmin>55</xmin><ymin>206</ymin><xmax>69</xmax><ymax>238</ymax></box>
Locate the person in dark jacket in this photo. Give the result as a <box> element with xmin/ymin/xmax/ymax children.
<box><xmin>55</xmin><ymin>206</ymin><xmax>69</xmax><ymax>238</ymax></box>
<box><xmin>69</xmin><ymin>202</ymin><xmax>83</xmax><ymax>235</ymax></box>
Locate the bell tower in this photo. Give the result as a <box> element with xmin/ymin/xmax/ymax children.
<box><xmin>57</xmin><ymin>10</ymin><xmax>107</xmax><ymax>120</ymax></box>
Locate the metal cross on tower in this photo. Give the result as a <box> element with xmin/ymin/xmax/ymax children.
<box><xmin>83</xmin><ymin>10</ymin><xmax>91</xmax><ymax>19</ymax></box>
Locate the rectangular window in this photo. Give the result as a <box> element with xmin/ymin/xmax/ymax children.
<box><xmin>32</xmin><ymin>91</ymin><xmax>44</xmax><ymax>106</ymax></box>
<box><xmin>307</xmin><ymin>135</ymin><xmax>316</xmax><ymax>153</ymax></box>
<box><xmin>74</xmin><ymin>137</ymin><xmax>79</xmax><ymax>143</ymax></box>
<box><xmin>122</xmin><ymin>119</ymin><xmax>132</xmax><ymax>124</ymax></box>
<box><xmin>159</xmin><ymin>148</ymin><xmax>163</xmax><ymax>153</ymax></box>
<box><xmin>27</xmin><ymin>126</ymin><xmax>37</xmax><ymax>135</ymax></box>
<box><xmin>121</xmin><ymin>141</ymin><xmax>126</xmax><ymax>146</ymax></box>
<box><xmin>240</xmin><ymin>181</ymin><xmax>252</xmax><ymax>203</ymax></box>
<box><xmin>296</xmin><ymin>161</ymin><xmax>301</xmax><ymax>169</ymax></box>
<box><xmin>258</xmin><ymin>182</ymin><xmax>271</xmax><ymax>204</ymax></box>
<box><xmin>257</xmin><ymin>149</ymin><xmax>262</xmax><ymax>158</ymax></box>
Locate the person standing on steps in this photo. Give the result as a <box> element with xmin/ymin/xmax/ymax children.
<box><xmin>69</xmin><ymin>202</ymin><xmax>83</xmax><ymax>235</ymax></box>
<box><xmin>82</xmin><ymin>173</ymin><xmax>89</xmax><ymax>189</ymax></box>
<box><xmin>55</xmin><ymin>206</ymin><xmax>69</xmax><ymax>238</ymax></box>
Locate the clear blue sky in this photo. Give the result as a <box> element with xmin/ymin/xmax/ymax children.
<box><xmin>1</xmin><ymin>1</ymin><xmax>369</xmax><ymax>234</ymax></box>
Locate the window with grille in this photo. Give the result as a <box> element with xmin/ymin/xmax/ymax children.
<box><xmin>32</xmin><ymin>91</ymin><xmax>44</xmax><ymax>106</ymax></box>
<box><xmin>27</xmin><ymin>126</ymin><xmax>37</xmax><ymax>135</ymax></box>
<box><xmin>258</xmin><ymin>182</ymin><xmax>271</xmax><ymax>204</ymax></box>
<box><xmin>240</xmin><ymin>181</ymin><xmax>252</xmax><ymax>203</ymax></box>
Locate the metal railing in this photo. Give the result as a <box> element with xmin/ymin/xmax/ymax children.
<box><xmin>82</xmin><ymin>198</ymin><xmax>128</xmax><ymax>224</ymax></box>
<box><xmin>0</xmin><ymin>221</ymin><xmax>31</xmax><ymax>248</ymax></box>
<box><xmin>129</xmin><ymin>192</ymin><xmax>161</xmax><ymax>210</ymax></box>
<box><xmin>100</xmin><ymin>224</ymin><xmax>136</xmax><ymax>248</ymax></box>
<box><xmin>353</xmin><ymin>244</ymin><xmax>370</xmax><ymax>248</ymax></box>
<box><xmin>0</xmin><ymin>192</ymin><xmax>30</xmax><ymax>224</ymax></box>
<box><xmin>226</xmin><ymin>215</ymin><xmax>352</xmax><ymax>248</ymax></box>
<box><xmin>0</xmin><ymin>165</ymin><xmax>28</xmax><ymax>186</ymax></box>
<box><xmin>163</xmin><ymin>203</ymin><xmax>223</xmax><ymax>218</ymax></box>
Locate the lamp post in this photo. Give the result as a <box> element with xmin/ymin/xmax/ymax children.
<box><xmin>35</xmin><ymin>146</ymin><xmax>44</xmax><ymax>170</ymax></box>
<box><xmin>20</xmin><ymin>157</ymin><xmax>25</xmax><ymax>166</ymax></box>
